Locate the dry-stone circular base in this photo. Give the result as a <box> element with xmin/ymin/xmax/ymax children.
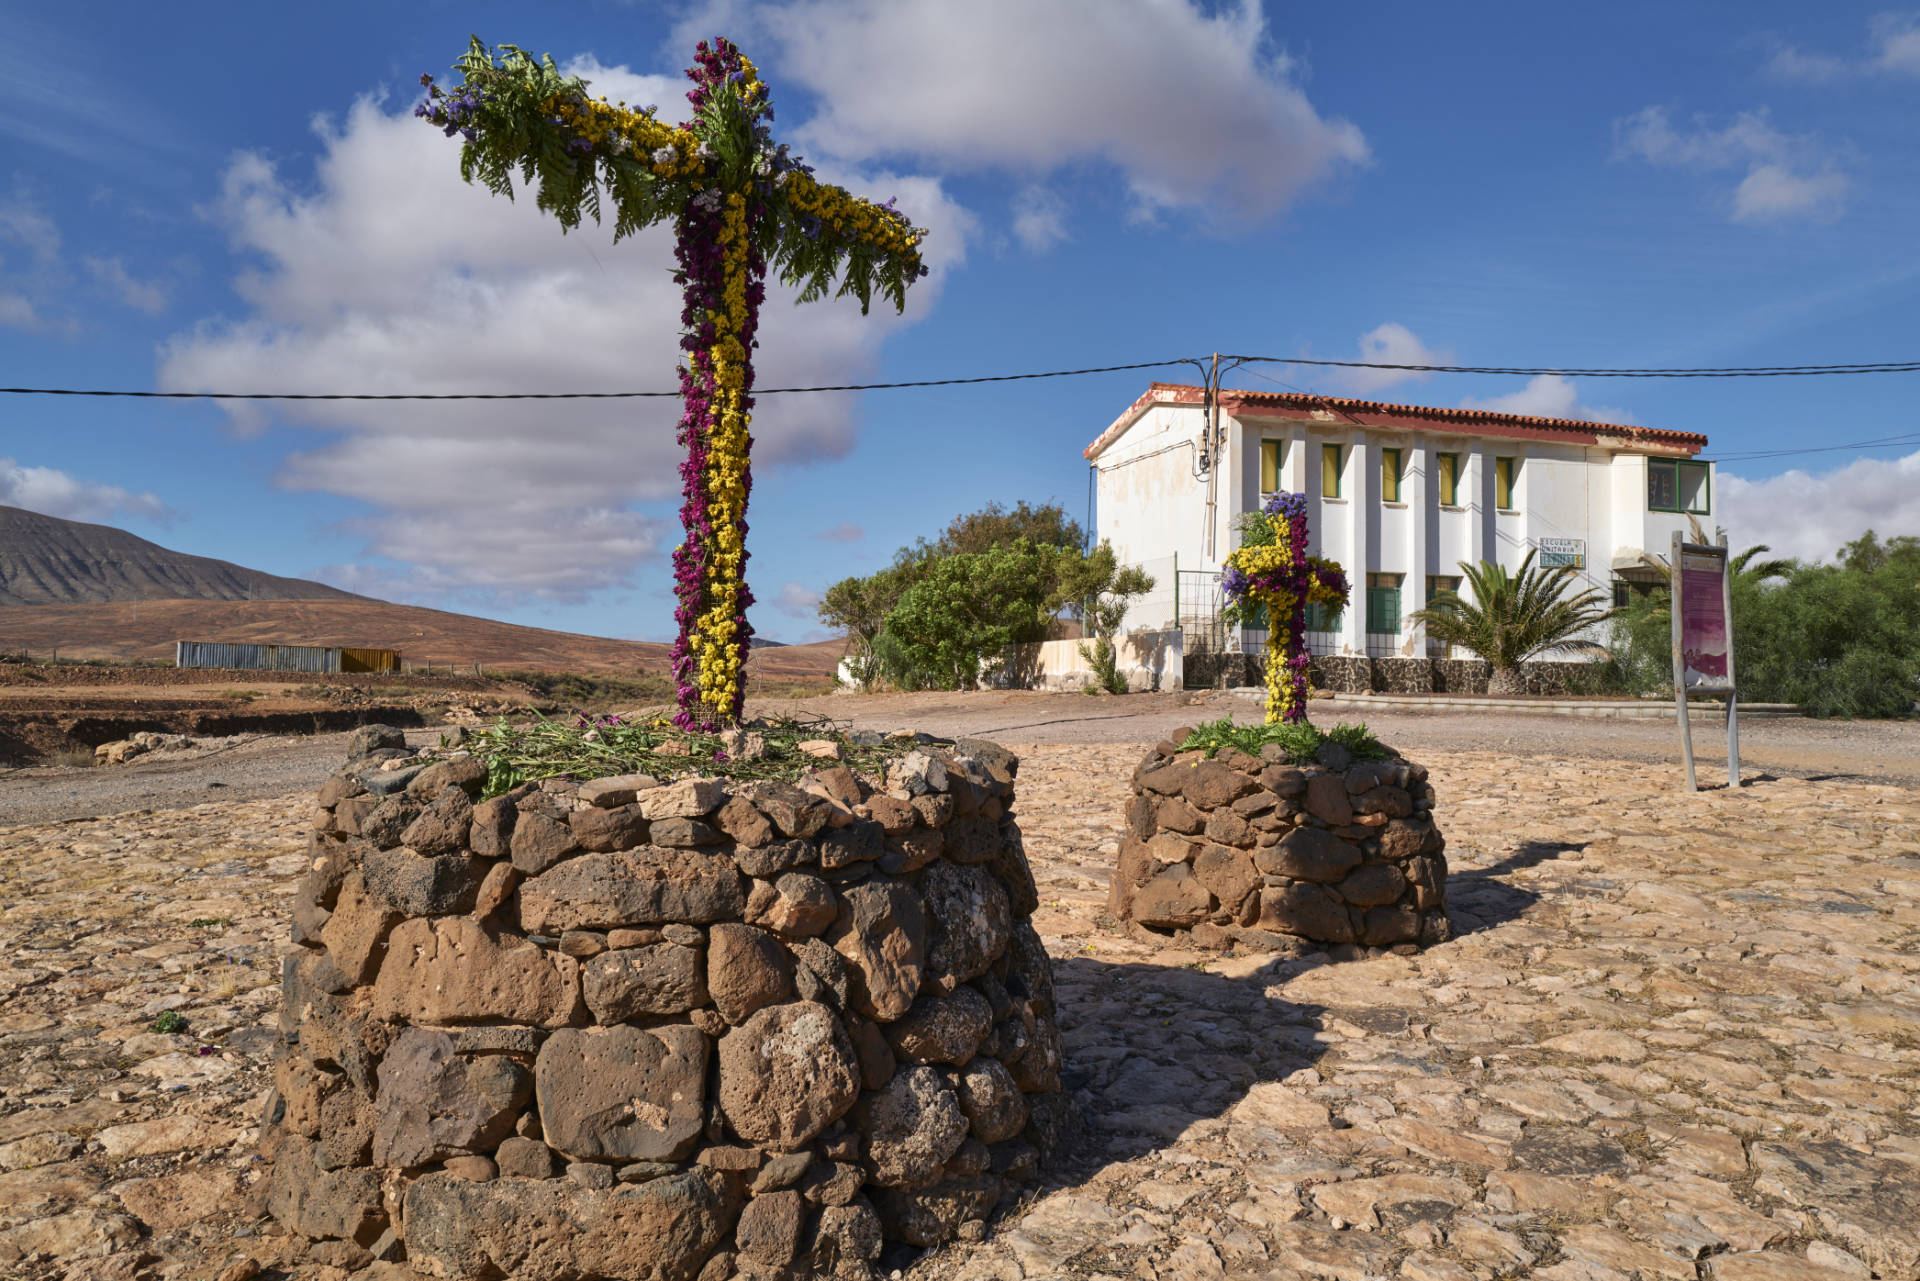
<box><xmin>266</xmin><ymin>728</ymin><xmax>1067</xmax><ymax>1280</ymax></box>
<box><xmin>1109</xmin><ymin>731</ymin><xmax>1451</xmax><ymax>953</ymax></box>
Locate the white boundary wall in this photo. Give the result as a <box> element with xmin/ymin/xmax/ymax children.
<box><xmin>1000</xmin><ymin>629</ymin><xmax>1182</xmax><ymax>693</ymax></box>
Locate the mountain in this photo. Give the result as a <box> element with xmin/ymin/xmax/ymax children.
<box><xmin>0</xmin><ymin>506</ymin><xmax>844</xmax><ymax>682</ymax></box>
<box><xmin>0</xmin><ymin>599</ymin><xmax>845</xmax><ymax>680</ymax></box>
<box><xmin>0</xmin><ymin>505</ymin><xmax>364</xmax><ymax>607</ymax></box>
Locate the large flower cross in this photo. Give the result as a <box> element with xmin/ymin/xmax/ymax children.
<box><xmin>418</xmin><ymin>37</ymin><xmax>930</xmax><ymax>729</ymax></box>
<box><xmin>1222</xmin><ymin>493</ymin><xmax>1350</xmax><ymax>723</ymax></box>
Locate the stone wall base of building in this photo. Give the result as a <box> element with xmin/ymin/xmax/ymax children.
<box><xmin>1272</xmin><ymin>655</ymin><xmax>1594</xmax><ymax>697</ymax></box>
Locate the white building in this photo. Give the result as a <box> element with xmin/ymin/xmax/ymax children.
<box><xmin>1087</xmin><ymin>382</ymin><xmax>1713</xmax><ymax>658</ymax></box>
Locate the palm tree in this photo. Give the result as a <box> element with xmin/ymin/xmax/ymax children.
<box><xmin>1414</xmin><ymin>550</ymin><xmax>1610</xmax><ymax>695</ymax></box>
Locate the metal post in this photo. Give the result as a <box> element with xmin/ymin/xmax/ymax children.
<box><xmin>1727</xmin><ymin>691</ymin><xmax>1740</xmax><ymax>788</ymax></box>
<box><xmin>1720</xmin><ymin>531</ymin><xmax>1740</xmax><ymax>788</ymax></box>
<box><xmin>1672</xmin><ymin>530</ymin><xmax>1697</xmax><ymax>792</ymax></box>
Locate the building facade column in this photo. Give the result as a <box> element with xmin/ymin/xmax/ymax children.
<box><xmin>1465</xmin><ymin>441</ymin><xmax>1487</xmax><ymax>596</ymax></box>
<box><xmin>1345</xmin><ymin>431</ymin><xmax>1370</xmax><ymax>656</ymax></box>
<box><xmin>1407</xmin><ymin>436</ymin><xmax>1429</xmax><ymax>655</ymax></box>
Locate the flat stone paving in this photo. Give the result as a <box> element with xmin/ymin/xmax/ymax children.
<box><xmin>1</xmin><ymin>746</ymin><xmax>1917</xmax><ymax>1281</ymax></box>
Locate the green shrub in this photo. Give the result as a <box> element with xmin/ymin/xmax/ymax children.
<box><xmin>883</xmin><ymin>540</ymin><xmax>1063</xmax><ymax>689</ymax></box>
<box><xmin>1587</xmin><ymin>534</ymin><xmax>1918</xmax><ymax>717</ymax></box>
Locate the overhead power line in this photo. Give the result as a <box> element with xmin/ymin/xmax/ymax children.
<box><xmin>4</xmin><ymin>355</ymin><xmax>1920</xmax><ymax>401</ymax></box>
<box><xmin>1713</xmin><ymin>430</ymin><xmax>1920</xmax><ymax>462</ymax></box>
<box><xmin>0</xmin><ymin>359</ymin><xmax>1186</xmax><ymax>401</ymax></box>
<box><xmin>1230</xmin><ymin>356</ymin><xmax>1920</xmax><ymax>379</ymax></box>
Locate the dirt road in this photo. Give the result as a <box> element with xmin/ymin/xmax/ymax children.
<box><xmin>1</xmin><ymin>691</ymin><xmax>1913</xmax><ymax>827</ymax></box>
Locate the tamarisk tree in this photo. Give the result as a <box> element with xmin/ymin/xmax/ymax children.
<box><xmin>418</xmin><ymin>37</ymin><xmax>930</xmax><ymax>728</ymax></box>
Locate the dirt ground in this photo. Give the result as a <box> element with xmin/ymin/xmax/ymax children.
<box><xmin>0</xmin><ymin>697</ymin><xmax>1916</xmax><ymax>1281</ymax></box>
<box><xmin>777</xmin><ymin>690</ymin><xmax>1920</xmax><ymax>787</ymax></box>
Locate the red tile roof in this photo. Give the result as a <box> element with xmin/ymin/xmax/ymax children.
<box><xmin>1084</xmin><ymin>383</ymin><xmax>1709</xmax><ymax>460</ymax></box>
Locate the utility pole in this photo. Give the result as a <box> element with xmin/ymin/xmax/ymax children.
<box><xmin>1203</xmin><ymin>352</ymin><xmax>1221</xmax><ymax>561</ymax></box>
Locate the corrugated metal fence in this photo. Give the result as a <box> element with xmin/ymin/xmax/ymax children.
<box><xmin>175</xmin><ymin>641</ymin><xmax>400</xmax><ymax>674</ymax></box>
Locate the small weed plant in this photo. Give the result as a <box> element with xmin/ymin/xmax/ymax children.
<box><xmin>152</xmin><ymin>1010</ymin><xmax>187</xmax><ymax>1035</ymax></box>
<box><xmin>1178</xmin><ymin>716</ymin><xmax>1389</xmax><ymax>765</ymax></box>
<box><xmin>468</xmin><ymin>711</ymin><xmax>914</xmax><ymax>799</ymax></box>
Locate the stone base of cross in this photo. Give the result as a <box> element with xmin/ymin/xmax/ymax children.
<box><xmin>1222</xmin><ymin>493</ymin><xmax>1350</xmax><ymax>723</ymax></box>
<box><xmin>418</xmin><ymin>36</ymin><xmax>929</xmax><ymax>729</ymax></box>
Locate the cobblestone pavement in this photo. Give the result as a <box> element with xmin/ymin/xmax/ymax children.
<box><xmin>1</xmin><ymin>745</ymin><xmax>1917</xmax><ymax>1281</ymax></box>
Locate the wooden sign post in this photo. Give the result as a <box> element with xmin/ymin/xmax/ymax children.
<box><xmin>1671</xmin><ymin>532</ymin><xmax>1740</xmax><ymax>791</ymax></box>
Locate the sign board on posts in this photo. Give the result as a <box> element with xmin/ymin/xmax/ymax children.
<box><xmin>1537</xmin><ymin>537</ymin><xmax>1585</xmax><ymax>569</ymax></box>
<box><xmin>1670</xmin><ymin>534</ymin><xmax>1739</xmax><ymax>791</ymax></box>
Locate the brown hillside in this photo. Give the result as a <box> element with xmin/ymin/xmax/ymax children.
<box><xmin>0</xmin><ymin>505</ymin><xmax>364</xmax><ymax>606</ymax></box>
<box><xmin>0</xmin><ymin>599</ymin><xmax>844</xmax><ymax>681</ymax></box>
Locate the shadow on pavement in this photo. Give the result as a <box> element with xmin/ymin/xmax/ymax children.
<box><xmin>1444</xmin><ymin>839</ymin><xmax>1583</xmax><ymax>935</ymax></box>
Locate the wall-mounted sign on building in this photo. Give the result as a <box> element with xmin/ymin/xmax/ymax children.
<box><xmin>1537</xmin><ymin>537</ymin><xmax>1586</xmax><ymax>568</ymax></box>
<box><xmin>1670</xmin><ymin>535</ymin><xmax>1739</xmax><ymax>792</ymax></box>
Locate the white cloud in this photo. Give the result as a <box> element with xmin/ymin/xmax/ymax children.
<box><xmin>0</xmin><ymin>189</ymin><xmax>174</xmax><ymax>329</ymax></box>
<box><xmin>1871</xmin><ymin>12</ymin><xmax>1920</xmax><ymax>73</ymax></box>
<box><xmin>1612</xmin><ymin>106</ymin><xmax>1847</xmax><ymax>223</ymax></box>
<box><xmin>772</xmin><ymin>581</ymin><xmax>822</xmax><ymax>618</ymax></box>
<box><xmin>0</xmin><ymin>457</ymin><xmax>175</xmax><ymax>524</ymax></box>
<box><xmin>1719</xmin><ymin>450</ymin><xmax>1920</xmax><ymax>563</ymax></box>
<box><xmin>1334</xmin><ymin>323</ymin><xmax>1454</xmax><ymax>396</ymax></box>
<box><xmin>1010</xmin><ymin>185</ymin><xmax>1069</xmax><ymax>252</ymax></box>
<box><xmin>1767</xmin><ymin>14</ymin><xmax>1920</xmax><ymax>80</ymax></box>
<box><xmin>1765</xmin><ymin>45</ymin><xmax>1847</xmax><ymax>83</ymax></box>
<box><xmin>0</xmin><ymin>195</ymin><xmax>60</xmax><ymax>262</ymax></box>
<box><xmin>1731</xmin><ymin>164</ymin><xmax>1848</xmax><ymax>223</ymax></box>
<box><xmin>755</xmin><ymin>0</ymin><xmax>1368</xmax><ymax>226</ymax></box>
<box><xmin>1459</xmin><ymin>375</ymin><xmax>1637</xmax><ymax>425</ymax></box>
<box><xmin>558</xmin><ymin>55</ymin><xmax>680</xmax><ymax>113</ymax></box>
<box><xmin>159</xmin><ymin>91</ymin><xmax>971</xmax><ymax>608</ymax></box>
<box><xmin>816</xmin><ymin>522</ymin><xmax>863</xmax><ymax>542</ymax></box>
<box><xmin>83</xmin><ymin>256</ymin><xmax>167</xmax><ymax>313</ymax></box>
<box><xmin>0</xmin><ymin>292</ymin><xmax>42</xmax><ymax>331</ymax></box>
<box><xmin>0</xmin><ymin>191</ymin><xmax>65</xmax><ymax>333</ymax></box>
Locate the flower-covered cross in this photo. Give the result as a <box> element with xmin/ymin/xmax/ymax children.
<box><xmin>418</xmin><ymin>37</ymin><xmax>930</xmax><ymax>729</ymax></box>
<box><xmin>1222</xmin><ymin>493</ymin><xmax>1350</xmax><ymax>724</ymax></box>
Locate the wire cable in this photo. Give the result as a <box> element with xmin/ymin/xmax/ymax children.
<box><xmin>1227</xmin><ymin>356</ymin><xmax>1920</xmax><ymax>379</ymax></box>
<box><xmin>0</xmin><ymin>359</ymin><xmax>1186</xmax><ymax>401</ymax></box>
<box><xmin>6</xmin><ymin>355</ymin><xmax>1920</xmax><ymax>401</ymax></box>
<box><xmin>1712</xmin><ymin>431</ymin><xmax>1920</xmax><ymax>462</ymax></box>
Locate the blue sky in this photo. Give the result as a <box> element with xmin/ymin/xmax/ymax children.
<box><xmin>3</xmin><ymin>1</ymin><xmax>1917</xmax><ymax>643</ymax></box>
